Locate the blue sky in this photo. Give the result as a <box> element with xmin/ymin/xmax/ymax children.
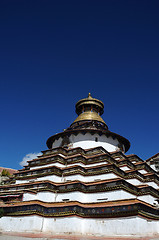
<box><xmin>0</xmin><ymin>0</ymin><xmax>158</xmax><ymax>169</ymax></box>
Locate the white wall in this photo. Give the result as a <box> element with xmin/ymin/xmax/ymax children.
<box><xmin>138</xmin><ymin>169</ymin><xmax>148</xmax><ymax>174</ymax></box>
<box><xmin>30</xmin><ymin>161</ymin><xmax>109</xmax><ymax>171</ymax></box>
<box><xmin>37</xmin><ymin>172</ymin><xmax>117</xmax><ymax>183</ymax></box>
<box><xmin>120</xmin><ymin>166</ymin><xmax>130</xmax><ymax>171</ymax></box>
<box><xmin>23</xmin><ymin>189</ymin><xmax>157</xmax><ymax>206</ymax></box>
<box><xmin>52</xmin><ymin>133</ymin><xmax>120</xmax><ymax>152</ymax></box>
<box><xmin>15</xmin><ymin>172</ymin><xmax>118</xmax><ymax>184</ymax></box>
<box><xmin>138</xmin><ymin>195</ymin><xmax>157</xmax><ymax>206</ymax></box>
<box><xmin>0</xmin><ymin>215</ymin><xmax>43</xmax><ymax>233</ymax></box>
<box><xmin>149</xmin><ymin>163</ymin><xmax>156</xmax><ymax>171</ymax></box>
<box><xmin>1</xmin><ymin>215</ymin><xmax>159</xmax><ymax>236</ymax></box>
<box><xmin>126</xmin><ymin>179</ymin><xmax>159</xmax><ymax>188</ymax></box>
<box><xmin>23</xmin><ymin>190</ymin><xmax>135</xmax><ymax>203</ymax></box>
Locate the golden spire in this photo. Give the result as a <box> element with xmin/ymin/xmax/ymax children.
<box><xmin>88</xmin><ymin>92</ymin><xmax>92</xmax><ymax>98</ymax></box>
<box><xmin>72</xmin><ymin>93</ymin><xmax>106</xmax><ymax>125</ymax></box>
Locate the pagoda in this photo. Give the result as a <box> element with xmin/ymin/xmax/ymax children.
<box><xmin>0</xmin><ymin>94</ymin><xmax>159</xmax><ymax>238</ymax></box>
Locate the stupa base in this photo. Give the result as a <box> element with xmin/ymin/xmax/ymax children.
<box><xmin>0</xmin><ymin>215</ymin><xmax>159</xmax><ymax>238</ymax></box>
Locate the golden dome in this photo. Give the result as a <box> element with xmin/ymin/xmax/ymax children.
<box><xmin>73</xmin><ymin>93</ymin><xmax>106</xmax><ymax>125</ymax></box>
<box><xmin>73</xmin><ymin>111</ymin><xmax>106</xmax><ymax>124</ymax></box>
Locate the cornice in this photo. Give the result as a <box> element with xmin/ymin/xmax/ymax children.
<box><xmin>14</xmin><ymin>159</ymin><xmax>158</xmax><ymax>182</ymax></box>
<box><xmin>1</xmin><ymin>178</ymin><xmax>159</xmax><ymax>200</ymax></box>
<box><xmin>2</xmin><ymin>199</ymin><xmax>159</xmax><ymax>220</ymax></box>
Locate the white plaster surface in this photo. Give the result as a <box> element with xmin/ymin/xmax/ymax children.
<box><xmin>23</xmin><ymin>190</ymin><xmax>135</xmax><ymax>203</ymax></box>
<box><xmin>126</xmin><ymin>179</ymin><xmax>159</xmax><ymax>188</ymax></box>
<box><xmin>138</xmin><ymin>195</ymin><xmax>158</xmax><ymax>205</ymax></box>
<box><xmin>126</xmin><ymin>179</ymin><xmax>144</xmax><ymax>185</ymax></box>
<box><xmin>15</xmin><ymin>174</ymin><xmax>159</xmax><ymax>189</ymax></box>
<box><xmin>52</xmin><ymin>133</ymin><xmax>120</xmax><ymax>152</ymax></box>
<box><xmin>149</xmin><ymin>163</ymin><xmax>156</xmax><ymax>171</ymax></box>
<box><xmin>37</xmin><ymin>172</ymin><xmax>117</xmax><ymax>183</ymax></box>
<box><xmin>138</xmin><ymin>169</ymin><xmax>148</xmax><ymax>174</ymax></box>
<box><xmin>120</xmin><ymin>166</ymin><xmax>130</xmax><ymax>171</ymax></box>
<box><xmin>0</xmin><ymin>215</ymin><xmax>159</xmax><ymax>237</ymax></box>
<box><xmin>30</xmin><ymin>161</ymin><xmax>109</xmax><ymax>170</ymax></box>
<box><xmin>16</xmin><ymin>172</ymin><xmax>118</xmax><ymax>184</ymax></box>
<box><xmin>22</xmin><ymin>190</ymin><xmax>157</xmax><ymax>205</ymax></box>
<box><xmin>148</xmin><ymin>181</ymin><xmax>159</xmax><ymax>188</ymax></box>
<box><xmin>0</xmin><ymin>215</ymin><xmax>43</xmax><ymax>233</ymax></box>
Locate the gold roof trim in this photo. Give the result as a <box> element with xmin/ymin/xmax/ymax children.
<box><xmin>73</xmin><ymin>111</ymin><xmax>106</xmax><ymax>124</ymax></box>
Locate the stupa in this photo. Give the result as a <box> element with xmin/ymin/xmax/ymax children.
<box><xmin>0</xmin><ymin>94</ymin><xmax>159</xmax><ymax>238</ymax></box>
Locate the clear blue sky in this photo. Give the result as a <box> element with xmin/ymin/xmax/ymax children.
<box><xmin>0</xmin><ymin>0</ymin><xmax>158</xmax><ymax>169</ymax></box>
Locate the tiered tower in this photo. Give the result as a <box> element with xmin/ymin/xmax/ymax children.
<box><xmin>0</xmin><ymin>94</ymin><xmax>159</xmax><ymax>237</ymax></box>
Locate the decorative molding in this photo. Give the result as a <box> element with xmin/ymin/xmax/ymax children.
<box><xmin>3</xmin><ymin>200</ymin><xmax>159</xmax><ymax>220</ymax></box>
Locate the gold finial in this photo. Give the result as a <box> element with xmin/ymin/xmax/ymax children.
<box><xmin>88</xmin><ymin>93</ymin><xmax>92</xmax><ymax>98</ymax></box>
